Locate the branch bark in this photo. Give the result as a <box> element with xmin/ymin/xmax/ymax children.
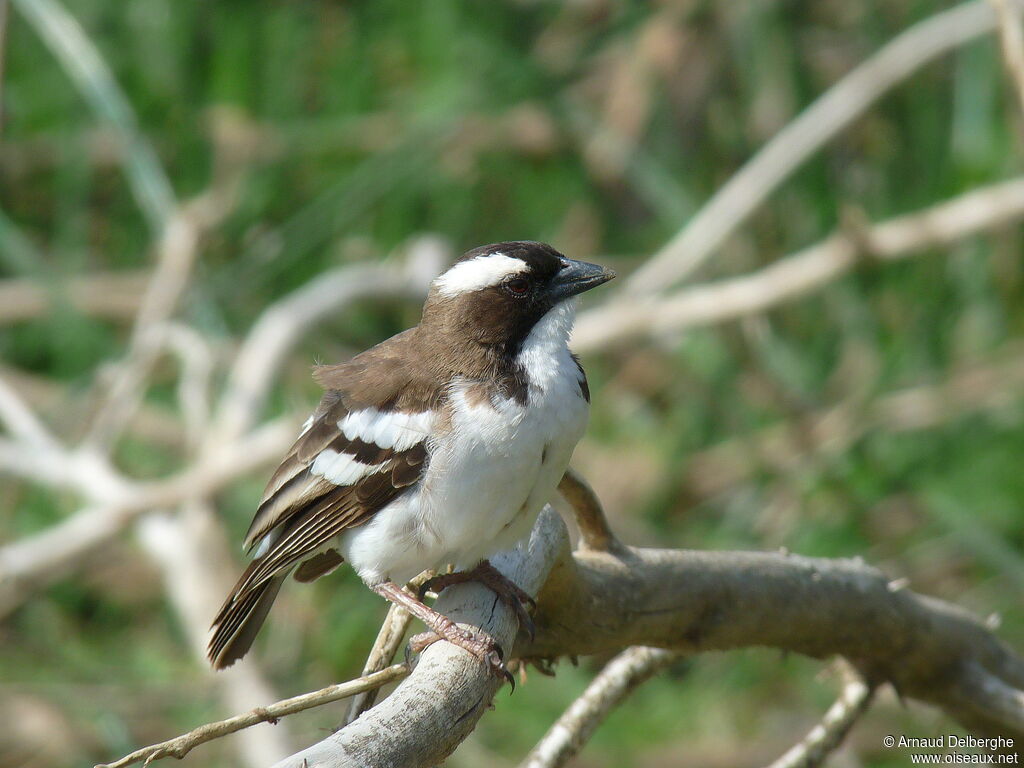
<box><xmin>524</xmin><ymin>526</ymin><xmax>1024</xmax><ymax>742</ymax></box>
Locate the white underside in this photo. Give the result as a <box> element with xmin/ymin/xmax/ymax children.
<box><xmin>338</xmin><ymin>300</ymin><xmax>587</xmax><ymax>585</ymax></box>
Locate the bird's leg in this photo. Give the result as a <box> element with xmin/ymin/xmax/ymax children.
<box><xmin>417</xmin><ymin>560</ymin><xmax>536</xmax><ymax>641</ymax></box>
<box><xmin>372</xmin><ymin>581</ymin><xmax>512</xmax><ymax>685</ymax></box>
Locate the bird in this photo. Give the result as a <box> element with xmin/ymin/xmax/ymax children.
<box><xmin>208</xmin><ymin>241</ymin><xmax>615</xmax><ymax>678</ymax></box>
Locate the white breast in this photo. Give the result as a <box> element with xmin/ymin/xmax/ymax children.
<box><xmin>340</xmin><ymin>300</ymin><xmax>588</xmax><ymax>585</ymax></box>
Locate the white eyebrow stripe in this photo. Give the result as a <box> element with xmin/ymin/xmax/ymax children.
<box><xmin>338</xmin><ymin>408</ymin><xmax>434</xmax><ymax>451</ymax></box>
<box><xmin>433</xmin><ymin>253</ymin><xmax>529</xmax><ymax>296</ymax></box>
<box><xmin>310</xmin><ymin>451</ymin><xmax>388</xmax><ymax>486</ymax></box>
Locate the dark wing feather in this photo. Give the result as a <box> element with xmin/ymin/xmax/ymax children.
<box><xmin>243</xmin><ymin>394</ymin><xmax>350</xmax><ymax>550</ymax></box>
<box><xmin>210</xmin><ymin>331</ymin><xmax>438</xmax><ymax>669</ymax></box>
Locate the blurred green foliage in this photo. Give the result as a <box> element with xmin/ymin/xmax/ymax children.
<box><xmin>2</xmin><ymin>1</ymin><xmax>1023</xmax><ymax>766</ymax></box>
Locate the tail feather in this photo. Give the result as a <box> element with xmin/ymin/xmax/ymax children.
<box><xmin>208</xmin><ymin>567</ymin><xmax>286</xmax><ymax>670</ymax></box>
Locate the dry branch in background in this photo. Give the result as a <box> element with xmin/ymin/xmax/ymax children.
<box><xmin>0</xmin><ymin>269</ymin><xmax>150</xmax><ymax>323</ymax></box>
<box><xmin>95</xmin><ymin>664</ymin><xmax>410</xmax><ymax>768</ymax></box>
<box><xmin>519</xmin><ymin>646</ymin><xmax>680</xmax><ymax>768</ymax></box>
<box><xmin>991</xmin><ymin>0</ymin><xmax>1024</xmax><ymax>116</ymax></box>
<box><xmin>766</xmin><ymin>663</ymin><xmax>873</xmax><ymax>768</ymax></box>
<box><xmin>619</xmin><ymin>0</ymin><xmax>1023</xmax><ymax>295</ymax></box>
<box><xmin>682</xmin><ymin>344</ymin><xmax>1024</xmax><ymax>500</ymax></box>
<box><xmin>574</xmin><ymin>176</ymin><xmax>1024</xmax><ymax>350</ymax></box>
<box><xmin>0</xmin><ymin>415</ymin><xmax>297</xmax><ymax>615</ymax></box>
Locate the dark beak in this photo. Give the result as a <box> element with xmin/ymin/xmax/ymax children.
<box><xmin>549</xmin><ymin>258</ymin><xmax>616</xmax><ymax>302</ymax></box>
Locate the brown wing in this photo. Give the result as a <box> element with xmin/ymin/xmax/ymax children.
<box><xmin>235</xmin><ymin>391</ymin><xmax>430</xmax><ymax>595</ymax></box>
<box><xmin>209</xmin><ymin>332</ymin><xmax>437</xmax><ymax>669</ymax></box>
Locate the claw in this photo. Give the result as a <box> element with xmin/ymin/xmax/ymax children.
<box><xmin>502</xmin><ymin>665</ymin><xmax>516</xmax><ymax>692</ymax></box>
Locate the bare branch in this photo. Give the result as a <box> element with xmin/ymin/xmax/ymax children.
<box><xmin>210</xmin><ymin>236</ymin><xmax>447</xmax><ymax>445</ymax></box>
<box><xmin>344</xmin><ymin>601</ymin><xmax>413</xmax><ymax>727</ymax></box>
<box><xmin>137</xmin><ymin>502</ymin><xmax>293</xmax><ymax>766</ymax></box>
<box><xmin>766</xmin><ymin>663</ymin><xmax>873</xmax><ymax>768</ymax></box>
<box><xmin>682</xmin><ymin>345</ymin><xmax>1024</xmax><ymax>499</ymax></box>
<box><xmin>84</xmin><ymin>208</ymin><xmax>202</xmax><ymax>451</ymax></box>
<box><xmin>94</xmin><ymin>664</ymin><xmax>410</xmax><ymax>768</ymax></box>
<box><xmin>0</xmin><ymin>374</ymin><xmax>59</xmax><ymax>450</ymax></box>
<box><xmin>260</xmin><ymin>510</ymin><xmax>1023</xmax><ymax>768</ymax></box>
<box><xmin>158</xmin><ymin>323</ymin><xmax>215</xmax><ymax>446</ymax></box>
<box><xmin>0</xmin><ymin>416</ymin><xmax>297</xmax><ymax>613</ymax></box>
<box><xmin>575</xmin><ymin>176</ymin><xmax>1024</xmax><ymax>351</ymax></box>
<box><xmin>524</xmin><ymin>528</ymin><xmax>1024</xmax><ymax>742</ymax></box>
<box><xmin>557</xmin><ymin>468</ymin><xmax>622</xmax><ymax>554</ymax></box>
<box><xmin>0</xmin><ymin>269</ymin><xmax>150</xmax><ymax>324</ymax></box>
<box><xmin>991</xmin><ymin>0</ymin><xmax>1024</xmax><ymax>116</ymax></box>
<box><xmin>621</xmin><ymin>0</ymin><xmax>1020</xmax><ymax>295</ymax></box>
<box><xmin>519</xmin><ymin>646</ymin><xmax>679</xmax><ymax>768</ymax></box>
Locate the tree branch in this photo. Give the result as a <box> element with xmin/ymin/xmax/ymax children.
<box><xmin>519</xmin><ymin>646</ymin><xmax>680</xmax><ymax>768</ymax></box>
<box><xmin>255</xmin><ymin>509</ymin><xmax>1023</xmax><ymax>767</ymax></box>
<box><xmin>0</xmin><ymin>416</ymin><xmax>297</xmax><ymax>614</ymax></box>
<box><xmin>620</xmin><ymin>0</ymin><xmax>1021</xmax><ymax>295</ymax></box>
<box><xmin>766</xmin><ymin>663</ymin><xmax>873</xmax><ymax>768</ymax></box>
<box><xmin>524</xmin><ymin>528</ymin><xmax>1024</xmax><ymax>743</ymax></box>
<box><xmin>991</xmin><ymin>0</ymin><xmax>1024</xmax><ymax>117</ymax></box>
<box><xmin>574</xmin><ymin>176</ymin><xmax>1024</xmax><ymax>351</ymax></box>
<box><xmin>94</xmin><ymin>664</ymin><xmax>410</xmax><ymax>768</ymax></box>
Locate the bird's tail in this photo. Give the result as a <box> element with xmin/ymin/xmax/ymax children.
<box><xmin>208</xmin><ymin>565</ymin><xmax>286</xmax><ymax>670</ymax></box>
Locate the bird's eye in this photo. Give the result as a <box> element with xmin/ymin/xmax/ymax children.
<box><xmin>504</xmin><ymin>277</ymin><xmax>530</xmax><ymax>297</ymax></box>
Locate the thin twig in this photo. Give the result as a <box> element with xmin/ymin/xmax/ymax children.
<box><xmin>557</xmin><ymin>468</ymin><xmax>621</xmax><ymax>554</ymax></box>
<box><xmin>991</xmin><ymin>0</ymin><xmax>1024</xmax><ymax>117</ymax></box>
<box><xmin>0</xmin><ymin>374</ymin><xmax>59</xmax><ymax>450</ymax></box>
<box><xmin>95</xmin><ymin>664</ymin><xmax>410</xmax><ymax>768</ymax></box>
<box><xmin>574</xmin><ymin>176</ymin><xmax>1024</xmax><ymax>350</ymax></box>
<box><xmin>210</xmin><ymin>235</ymin><xmax>446</xmax><ymax>445</ymax></box>
<box><xmin>0</xmin><ymin>269</ymin><xmax>150</xmax><ymax>323</ymax></box>
<box><xmin>84</xmin><ymin>209</ymin><xmax>201</xmax><ymax>451</ymax></box>
<box><xmin>519</xmin><ymin>647</ymin><xmax>679</xmax><ymax>768</ymax></box>
<box><xmin>621</xmin><ymin>0</ymin><xmax>1019</xmax><ymax>294</ymax></box>
<box><xmin>343</xmin><ymin>602</ymin><xmax>413</xmax><ymax>726</ymax></box>
<box><xmin>0</xmin><ymin>416</ymin><xmax>297</xmax><ymax>613</ymax></box>
<box><xmin>766</xmin><ymin>663</ymin><xmax>873</xmax><ymax>768</ymax></box>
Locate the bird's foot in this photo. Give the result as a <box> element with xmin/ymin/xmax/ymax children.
<box><xmin>372</xmin><ymin>581</ymin><xmax>514</xmax><ymax>687</ymax></box>
<box><xmin>407</xmin><ymin>628</ymin><xmax>512</xmax><ymax>687</ymax></box>
<box><xmin>418</xmin><ymin>560</ymin><xmax>536</xmax><ymax>641</ymax></box>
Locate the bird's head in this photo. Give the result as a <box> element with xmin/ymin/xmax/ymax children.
<box><xmin>421</xmin><ymin>241</ymin><xmax>615</xmax><ymax>353</ymax></box>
